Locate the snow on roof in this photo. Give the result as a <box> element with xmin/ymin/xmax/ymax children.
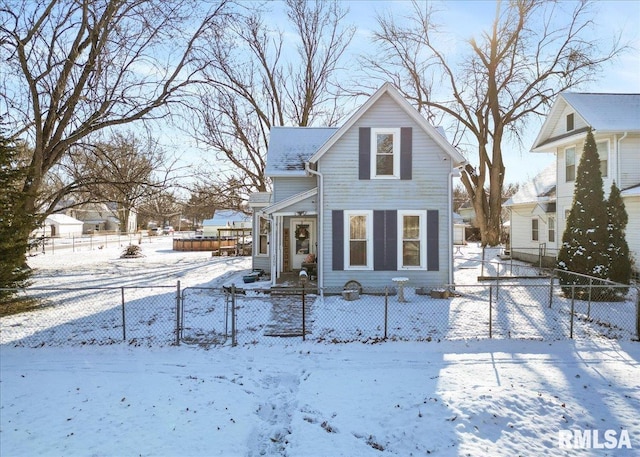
<box><xmin>248</xmin><ymin>192</ymin><xmax>272</xmax><ymax>206</ymax></box>
<box><xmin>46</xmin><ymin>213</ymin><xmax>84</xmax><ymax>225</ymax></box>
<box><xmin>265</xmin><ymin>127</ymin><xmax>338</xmax><ymax>177</ymax></box>
<box><xmin>561</xmin><ymin>93</ymin><xmax>640</xmax><ymax>131</ymax></box>
<box><xmin>203</xmin><ymin>210</ymin><xmax>251</xmax><ymax>227</ymax></box>
<box><xmin>504</xmin><ymin>162</ymin><xmax>556</xmax><ymax>206</ymax></box>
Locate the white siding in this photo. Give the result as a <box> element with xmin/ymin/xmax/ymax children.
<box><xmin>619</xmin><ymin>134</ymin><xmax>640</xmax><ymax>190</ymax></box>
<box><xmin>509</xmin><ymin>204</ymin><xmax>558</xmax><ymax>266</ymax></box>
<box><xmin>623</xmin><ymin>196</ymin><xmax>640</xmax><ymax>273</ymax></box>
<box><xmin>318</xmin><ymin>92</ymin><xmax>452</xmax><ymax>289</ymax></box>
<box><xmin>549</xmin><ymin>104</ymin><xmax>589</xmax><ymax>138</ymax></box>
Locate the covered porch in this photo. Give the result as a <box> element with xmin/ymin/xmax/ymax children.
<box><xmin>261</xmin><ymin>188</ymin><xmax>320</xmax><ymax>286</ymax></box>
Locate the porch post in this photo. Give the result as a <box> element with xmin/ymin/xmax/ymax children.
<box><xmin>271</xmin><ymin>216</ymin><xmax>279</xmax><ymax>286</ymax></box>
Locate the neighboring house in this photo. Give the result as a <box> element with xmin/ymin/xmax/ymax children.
<box><xmin>67</xmin><ymin>203</ymin><xmax>137</xmax><ymax>234</ymax></box>
<box><xmin>504</xmin><ymin>162</ymin><xmax>557</xmax><ymax>267</ymax></box>
<box><xmin>452</xmin><ymin>213</ymin><xmax>466</xmax><ymax>246</ymax></box>
<box><xmin>202</xmin><ymin>210</ymin><xmax>252</xmax><ymax>237</ymax></box>
<box><xmin>32</xmin><ymin>213</ymin><xmax>84</xmax><ymax>238</ymax></box>
<box><xmin>457</xmin><ymin>200</ymin><xmax>476</xmax><ymax>226</ymax></box>
<box><xmin>510</xmin><ymin>92</ymin><xmax>640</xmax><ymax>274</ymax></box>
<box><xmin>248</xmin><ymin>83</ymin><xmax>466</xmax><ymax>289</ymax></box>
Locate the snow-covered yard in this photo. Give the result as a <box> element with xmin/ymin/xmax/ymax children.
<box><xmin>1</xmin><ymin>238</ymin><xmax>639</xmax><ymax>456</ymax></box>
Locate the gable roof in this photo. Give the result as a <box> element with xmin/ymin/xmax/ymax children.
<box><xmin>308</xmin><ymin>82</ymin><xmax>466</xmax><ymax>166</ymax></box>
<box><xmin>265</xmin><ymin>127</ymin><xmax>338</xmax><ymax>177</ymax></box>
<box><xmin>504</xmin><ymin>162</ymin><xmax>556</xmax><ymax>206</ymax></box>
<box><xmin>532</xmin><ymin>93</ymin><xmax>640</xmax><ymax>151</ymax></box>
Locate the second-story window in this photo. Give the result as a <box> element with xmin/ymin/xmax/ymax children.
<box><xmin>596</xmin><ymin>140</ymin><xmax>608</xmax><ymax>178</ymax></box>
<box><xmin>565</xmin><ymin>147</ymin><xmax>576</xmax><ymax>182</ymax></box>
<box><xmin>371</xmin><ymin>128</ymin><xmax>400</xmax><ymax>178</ymax></box>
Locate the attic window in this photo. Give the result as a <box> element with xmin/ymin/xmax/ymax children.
<box><xmin>566</xmin><ymin>113</ymin><xmax>574</xmax><ymax>132</ymax></box>
<box><xmin>371</xmin><ymin>128</ymin><xmax>400</xmax><ymax>178</ymax></box>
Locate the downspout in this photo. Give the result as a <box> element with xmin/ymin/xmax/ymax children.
<box><xmin>305</xmin><ymin>163</ymin><xmax>323</xmax><ymax>290</ymax></box>
<box><xmin>449</xmin><ymin>165</ymin><xmax>464</xmax><ymax>285</ymax></box>
<box><xmin>617</xmin><ymin>132</ymin><xmax>628</xmax><ymax>187</ymax></box>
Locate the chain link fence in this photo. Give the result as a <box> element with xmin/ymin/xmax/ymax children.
<box><xmin>2</xmin><ymin>278</ymin><xmax>638</xmax><ymax>347</ymax></box>
<box><xmin>1</xmin><ymin>285</ymin><xmax>178</xmax><ymax>347</ymax></box>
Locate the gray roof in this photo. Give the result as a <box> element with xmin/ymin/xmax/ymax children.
<box><xmin>265</xmin><ymin>127</ymin><xmax>338</xmax><ymax>177</ymax></box>
<box><xmin>561</xmin><ymin>93</ymin><xmax>640</xmax><ymax>131</ymax></box>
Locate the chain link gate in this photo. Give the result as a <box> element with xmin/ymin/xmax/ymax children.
<box><xmin>179</xmin><ymin>287</ymin><xmax>233</xmax><ymax>345</ymax></box>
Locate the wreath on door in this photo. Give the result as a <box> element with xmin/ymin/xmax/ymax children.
<box><xmin>295</xmin><ymin>225</ymin><xmax>309</xmax><ymax>240</ymax></box>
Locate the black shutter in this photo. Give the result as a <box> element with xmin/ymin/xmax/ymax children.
<box><xmin>427</xmin><ymin>210</ymin><xmax>439</xmax><ymax>271</ymax></box>
<box><xmin>400</xmin><ymin>127</ymin><xmax>412</xmax><ymax>180</ymax></box>
<box><xmin>374</xmin><ymin>210</ymin><xmax>397</xmax><ymax>271</ymax></box>
<box><xmin>332</xmin><ymin>210</ymin><xmax>344</xmax><ymax>271</ymax></box>
<box><xmin>359</xmin><ymin>127</ymin><xmax>371</xmax><ymax>180</ymax></box>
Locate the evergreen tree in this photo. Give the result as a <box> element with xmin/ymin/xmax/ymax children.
<box><xmin>557</xmin><ymin>129</ymin><xmax>609</xmax><ymax>297</ymax></box>
<box><xmin>0</xmin><ymin>133</ymin><xmax>34</xmax><ymax>301</ymax></box>
<box><xmin>606</xmin><ymin>182</ymin><xmax>631</xmax><ymax>288</ymax></box>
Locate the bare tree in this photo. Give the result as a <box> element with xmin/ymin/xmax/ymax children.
<box><xmin>61</xmin><ymin>132</ymin><xmax>173</xmax><ymax>233</ymax></box>
<box><xmin>360</xmin><ymin>0</ymin><xmax>625</xmax><ymax>246</ymax></box>
<box><xmin>137</xmin><ymin>190</ymin><xmax>182</xmax><ymax>230</ymax></box>
<box><xmin>190</xmin><ymin>0</ymin><xmax>355</xmax><ymax>197</ymax></box>
<box><xmin>0</xmin><ymin>0</ymin><xmax>229</xmax><ymax>242</ymax></box>
<box><xmin>182</xmin><ymin>182</ymin><xmax>244</xmax><ymax>229</ymax></box>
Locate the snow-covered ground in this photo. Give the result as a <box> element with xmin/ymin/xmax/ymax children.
<box><xmin>1</xmin><ymin>238</ymin><xmax>639</xmax><ymax>456</ymax></box>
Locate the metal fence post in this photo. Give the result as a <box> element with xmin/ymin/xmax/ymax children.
<box><xmin>495</xmin><ymin>266</ymin><xmax>500</xmax><ymax>302</ymax></box>
<box><xmin>636</xmin><ymin>289</ymin><xmax>640</xmax><ymax>341</ymax></box>
<box><xmin>489</xmin><ymin>285</ymin><xmax>493</xmax><ymax>338</ymax></box>
<box><xmin>176</xmin><ymin>280</ymin><xmax>181</xmax><ymax>345</ymax></box>
<box><xmin>587</xmin><ymin>278</ymin><xmax>593</xmax><ymax>318</ymax></box>
<box><xmin>302</xmin><ymin>285</ymin><xmax>306</xmax><ymax>341</ymax></box>
<box><xmin>384</xmin><ymin>287</ymin><xmax>388</xmax><ymax>339</ymax></box>
<box><xmin>121</xmin><ymin>287</ymin><xmax>126</xmax><ymax>341</ymax></box>
<box><xmin>570</xmin><ymin>286</ymin><xmax>575</xmax><ymax>339</ymax></box>
<box><xmin>231</xmin><ymin>283</ymin><xmax>237</xmax><ymax>347</ymax></box>
<box><xmin>548</xmin><ymin>272</ymin><xmax>554</xmax><ymax>308</ymax></box>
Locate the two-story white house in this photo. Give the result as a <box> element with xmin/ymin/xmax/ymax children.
<box><xmin>506</xmin><ymin>92</ymin><xmax>640</xmax><ymax>275</ymax></box>
<box><xmin>248</xmin><ymin>83</ymin><xmax>466</xmax><ymax>290</ymax></box>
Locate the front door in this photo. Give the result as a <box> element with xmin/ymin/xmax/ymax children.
<box><xmin>290</xmin><ymin>219</ymin><xmax>315</xmax><ymax>270</ymax></box>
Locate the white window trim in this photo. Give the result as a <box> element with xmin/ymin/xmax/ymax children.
<box><xmin>596</xmin><ymin>139</ymin><xmax>609</xmax><ymax>178</ymax></box>
<box><xmin>397</xmin><ymin>210</ymin><xmax>427</xmax><ymax>270</ymax></box>
<box><xmin>344</xmin><ymin>210</ymin><xmax>373</xmax><ymax>270</ymax></box>
<box><xmin>531</xmin><ymin>217</ymin><xmax>539</xmax><ymax>242</ymax></box>
<box><xmin>548</xmin><ymin>216</ymin><xmax>556</xmax><ymax>243</ymax></box>
<box><xmin>257</xmin><ymin>216</ymin><xmax>269</xmax><ymax>256</ymax></box>
<box><xmin>565</xmin><ymin>146</ymin><xmax>576</xmax><ymax>182</ymax></box>
<box><xmin>370</xmin><ymin>128</ymin><xmax>401</xmax><ymax>179</ymax></box>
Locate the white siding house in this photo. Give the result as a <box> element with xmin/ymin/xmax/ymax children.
<box><xmin>32</xmin><ymin>213</ymin><xmax>84</xmax><ymax>238</ymax></box>
<box><xmin>504</xmin><ymin>163</ymin><xmax>557</xmax><ymax>267</ymax></box>
<box><xmin>515</xmin><ymin>92</ymin><xmax>640</xmax><ymax>274</ymax></box>
<box><xmin>251</xmin><ymin>83</ymin><xmax>466</xmax><ymax>289</ymax></box>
